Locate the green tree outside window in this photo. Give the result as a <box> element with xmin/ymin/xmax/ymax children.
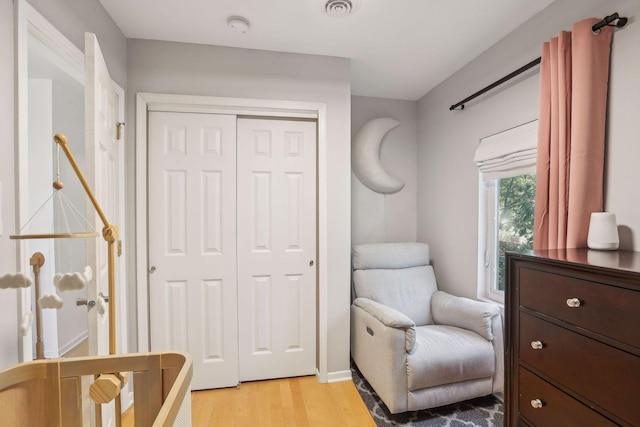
<box><xmin>497</xmin><ymin>174</ymin><xmax>536</xmax><ymax>291</ymax></box>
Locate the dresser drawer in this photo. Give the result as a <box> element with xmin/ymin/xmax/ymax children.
<box><xmin>520</xmin><ymin>312</ymin><xmax>640</xmax><ymax>425</ymax></box>
<box><xmin>519</xmin><ymin>266</ymin><xmax>640</xmax><ymax>348</ymax></box>
<box><xmin>519</xmin><ymin>367</ymin><xmax>618</xmax><ymax>427</ymax></box>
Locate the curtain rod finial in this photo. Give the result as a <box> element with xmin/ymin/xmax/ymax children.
<box><xmin>592</xmin><ymin>12</ymin><xmax>628</xmax><ymax>33</ymax></box>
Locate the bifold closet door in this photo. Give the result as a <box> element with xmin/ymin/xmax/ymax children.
<box><xmin>236</xmin><ymin>118</ymin><xmax>317</xmax><ymax>382</ymax></box>
<box><xmin>148</xmin><ymin>111</ymin><xmax>239</xmax><ymax>390</ymax></box>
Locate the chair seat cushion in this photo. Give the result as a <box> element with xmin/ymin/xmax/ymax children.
<box><xmin>407</xmin><ymin>325</ymin><xmax>495</xmax><ymax>391</ymax></box>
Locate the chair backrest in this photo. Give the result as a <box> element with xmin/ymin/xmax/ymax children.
<box><xmin>352</xmin><ymin>242</ymin><xmax>438</xmax><ymax>326</ymax></box>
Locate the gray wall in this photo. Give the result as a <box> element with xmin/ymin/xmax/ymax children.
<box><xmin>417</xmin><ymin>0</ymin><xmax>640</xmax><ymax>299</ymax></box>
<box><xmin>28</xmin><ymin>0</ymin><xmax>127</xmax><ymax>88</ymax></box>
<box><xmin>351</xmin><ymin>96</ymin><xmax>418</xmax><ymax>246</ymax></box>
<box><xmin>126</xmin><ymin>39</ymin><xmax>353</xmax><ymax>375</ymax></box>
<box><xmin>0</xmin><ymin>0</ymin><xmax>18</xmax><ymax>368</ymax></box>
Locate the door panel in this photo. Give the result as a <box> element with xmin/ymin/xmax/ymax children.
<box><xmin>85</xmin><ymin>31</ymin><xmax>119</xmax><ymax>426</ymax></box>
<box><xmin>237</xmin><ymin>118</ymin><xmax>317</xmax><ymax>382</ymax></box>
<box><xmin>148</xmin><ymin>111</ymin><xmax>238</xmax><ymax>390</ymax></box>
<box><xmin>85</xmin><ymin>32</ymin><xmax>118</xmax><ymax>358</ymax></box>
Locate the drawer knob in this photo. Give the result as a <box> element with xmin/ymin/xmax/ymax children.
<box><xmin>531</xmin><ymin>340</ymin><xmax>544</xmax><ymax>350</ymax></box>
<box><xmin>566</xmin><ymin>297</ymin><xmax>581</xmax><ymax>308</ymax></box>
<box><xmin>530</xmin><ymin>399</ymin><xmax>543</xmax><ymax>409</ymax></box>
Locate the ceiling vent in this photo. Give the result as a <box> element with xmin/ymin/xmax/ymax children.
<box><xmin>323</xmin><ymin>0</ymin><xmax>359</xmax><ymax>17</ymax></box>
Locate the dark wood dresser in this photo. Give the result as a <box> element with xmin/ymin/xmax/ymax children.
<box><xmin>505</xmin><ymin>249</ymin><xmax>640</xmax><ymax>427</ymax></box>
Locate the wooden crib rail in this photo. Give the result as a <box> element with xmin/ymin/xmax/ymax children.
<box><xmin>0</xmin><ymin>352</ymin><xmax>192</xmax><ymax>427</ymax></box>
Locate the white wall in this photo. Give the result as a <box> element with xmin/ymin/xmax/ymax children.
<box><xmin>351</xmin><ymin>96</ymin><xmax>418</xmax><ymax>246</ymax></box>
<box><xmin>126</xmin><ymin>40</ymin><xmax>353</xmax><ymax>375</ymax></box>
<box><xmin>28</xmin><ymin>78</ymin><xmax>59</xmax><ymax>358</ymax></box>
<box><xmin>417</xmin><ymin>0</ymin><xmax>640</xmax><ymax>299</ymax></box>
<box><xmin>52</xmin><ymin>78</ymin><xmax>88</xmax><ymax>354</ymax></box>
<box><xmin>0</xmin><ymin>0</ymin><xmax>19</xmax><ymax>369</ymax></box>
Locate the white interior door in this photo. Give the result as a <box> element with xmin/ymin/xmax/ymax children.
<box><xmin>237</xmin><ymin>118</ymin><xmax>317</xmax><ymax>382</ymax></box>
<box><xmin>148</xmin><ymin>111</ymin><xmax>239</xmax><ymax>390</ymax></box>
<box><xmin>85</xmin><ymin>31</ymin><xmax>119</xmax><ymax>427</ymax></box>
<box><xmin>85</xmin><ymin>32</ymin><xmax>118</xmax><ymax>358</ymax></box>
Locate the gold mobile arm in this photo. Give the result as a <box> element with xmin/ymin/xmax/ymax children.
<box><xmin>53</xmin><ymin>133</ymin><xmax>119</xmax><ymax>355</ymax></box>
<box><xmin>55</xmin><ymin>134</ymin><xmax>127</xmax><ymax>426</ymax></box>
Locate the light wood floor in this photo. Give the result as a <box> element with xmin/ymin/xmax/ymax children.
<box><xmin>62</xmin><ymin>338</ymin><xmax>89</xmax><ymax>358</ymax></box>
<box><xmin>123</xmin><ymin>375</ymin><xmax>374</xmax><ymax>427</ymax></box>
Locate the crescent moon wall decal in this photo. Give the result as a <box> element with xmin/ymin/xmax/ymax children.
<box><xmin>352</xmin><ymin>117</ymin><xmax>405</xmax><ymax>194</ymax></box>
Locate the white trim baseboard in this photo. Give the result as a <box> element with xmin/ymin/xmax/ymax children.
<box><xmin>59</xmin><ymin>329</ymin><xmax>88</xmax><ymax>356</ymax></box>
<box><xmin>323</xmin><ymin>369</ymin><xmax>353</xmax><ymax>383</ymax></box>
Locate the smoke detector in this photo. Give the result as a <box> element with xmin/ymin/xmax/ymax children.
<box><xmin>227</xmin><ymin>16</ymin><xmax>250</xmax><ymax>33</ymax></box>
<box><xmin>323</xmin><ymin>0</ymin><xmax>359</xmax><ymax>17</ymax></box>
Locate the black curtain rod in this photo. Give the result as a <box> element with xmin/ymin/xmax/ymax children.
<box><xmin>449</xmin><ymin>58</ymin><xmax>540</xmax><ymax>111</ymax></box>
<box><xmin>449</xmin><ymin>12</ymin><xmax>628</xmax><ymax>111</ymax></box>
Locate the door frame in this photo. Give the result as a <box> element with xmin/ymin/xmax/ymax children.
<box><xmin>14</xmin><ymin>1</ymin><xmax>128</xmax><ymax>365</ymax></box>
<box><xmin>15</xmin><ymin>0</ymin><xmax>83</xmax><ymax>363</ymax></box>
<box><xmin>135</xmin><ymin>92</ymin><xmax>330</xmax><ymax>382</ymax></box>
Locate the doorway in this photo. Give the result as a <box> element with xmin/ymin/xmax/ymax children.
<box><xmin>15</xmin><ymin>2</ymin><xmax>128</xmax><ymax>367</ymax></box>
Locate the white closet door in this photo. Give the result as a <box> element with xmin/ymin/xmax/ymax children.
<box><xmin>148</xmin><ymin>111</ymin><xmax>238</xmax><ymax>390</ymax></box>
<box><xmin>237</xmin><ymin>118</ymin><xmax>317</xmax><ymax>381</ymax></box>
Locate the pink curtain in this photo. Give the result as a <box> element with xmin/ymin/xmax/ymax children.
<box><xmin>533</xmin><ymin>19</ymin><xmax>613</xmax><ymax>250</ymax></box>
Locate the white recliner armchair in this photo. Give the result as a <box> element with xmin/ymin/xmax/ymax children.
<box><xmin>351</xmin><ymin>242</ymin><xmax>503</xmax><ymax>414</ymax></box>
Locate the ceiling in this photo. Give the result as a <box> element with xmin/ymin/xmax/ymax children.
<box><xmin>98</xmin><ymin>0</ymin><xmax>555</xmax><ymax>100</ymax></box>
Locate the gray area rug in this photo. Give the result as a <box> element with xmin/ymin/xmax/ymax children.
<box><xmin>351</xmin><ymin>361</ymin><xmax>504</xmax><ymax>426</ymax></box>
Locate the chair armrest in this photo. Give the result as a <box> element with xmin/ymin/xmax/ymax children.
<box><xmin>353</xmin><ymin>297</ymin><xmax>415</xmax><ymax>329</ymax></box>
<box><xmin>351</xmin><ymin>304</ymin><xmax>412</xmax><ymax>412</ymax></box>
<box><xmin>353</xmin><ymin>297</ymin><xmax>416</xmax><ymax>353</ymax></box>
<box><xmin>431</xmin><ymin>291</ymin><xmax>500</xmax><ymax>340</ymax></box>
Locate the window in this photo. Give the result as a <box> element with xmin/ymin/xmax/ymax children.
<box><xmin>480</xmin><ymin>175</ymin><xmax>535</xmax><ymax>300</ymax></box>
<box><xmin>476</xmin><ymin>121</ymin><xmax>538</xmax><ymax>303</ymax></box>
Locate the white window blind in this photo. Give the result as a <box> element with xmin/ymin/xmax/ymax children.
<box><xmin>474</xmin><ymin>120</ymin><xmax>538</xmax><ymax>181</ymax></box>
